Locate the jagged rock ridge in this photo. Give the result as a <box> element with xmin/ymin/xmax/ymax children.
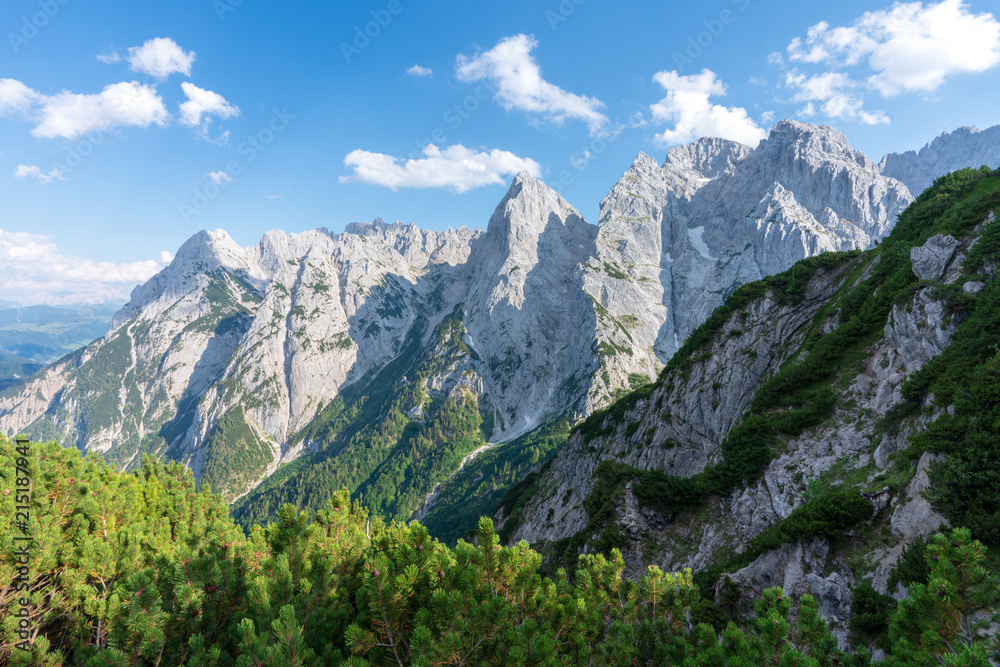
<box><xmin>879</xmin><ymin>124</ymin><xmax>1000</xmax><ymax>195</ymax></box>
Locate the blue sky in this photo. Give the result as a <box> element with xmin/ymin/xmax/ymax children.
<box><xmin>1</xmin><ymin>0</ymin><xmax>999</xmax><ymax>304</ymax></box>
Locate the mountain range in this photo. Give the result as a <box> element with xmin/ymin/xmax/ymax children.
<box><xmin>1</xmin><ymin>119</ymin><xmax>997</xmax><ymax>547</ymax></box>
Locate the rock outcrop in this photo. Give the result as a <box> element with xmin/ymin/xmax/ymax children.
<box><xmin>909</xmin><ymin>234</ymin><xmax>962</xmax><ymax>282</ymax></box>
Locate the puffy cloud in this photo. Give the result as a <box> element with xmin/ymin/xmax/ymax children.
<box><xmin>0</xmin><ymin>78</ymin><xmax>40</xmax><ymax>117</ymax></box>
<box><xmin>784</xmin><ymin>70</ymin><xmax>889</xmax><ymax>124</ymax></box>
<box><xmin>2</xmin><ymin>76</ymin><xmax>237</xmax><ymax>142</ymax></box>
<box><xmin>30</xmin><ymin>81</ymin><xmax>169</xmax><ymax>140</ymax></box>
<box><xmin>456</xmin><ymin>34</ymin><xmax>610</xmax><ymax>137</ymax></box>
<box><xmin>649</xmin><ymin>69</ymin><xmax>767</xmax><ymax>147</ymax></box>
<box><xmin>127</xmin><ymin>37</ymin><xmax>196</xmax><ymax>79</ymax></box>
<box><xmin>788</xmin><ymin>0</ymin><xmax>1000</xmax><ymax>96</ymax></box>
<box><xmin>0</xmin><ymin>229</ymin><xmax>168</xmax><ymax>305</ymax></box>
<box><xmin>179</xmin><ymin>82</ymin><xmax>239</xmax><ymax>142</ymax></box>
<box><xmin>340</xmin><ymin>144</ymin><xmax>542</xmax><ymax>193</ymax></box>
<box><xmin>13</xmin><ymin>164</ymin><xmax>65</xmax><ymax>184</ymax></box>
<box><xmin>206</xmin><ymin>170</ymin><xmax>233</xmax><ymax>185</ymax></box>
<box><xmin>407</xmin><ymin>64</ymin><xmax>433</xmax><ymax>77</ymax></box>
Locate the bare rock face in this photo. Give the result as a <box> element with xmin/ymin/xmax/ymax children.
<box><xmin>579</xmin><ymin>121</ymin><xmax>913</xmax><ymax>406</ymax></box>
<box><xmin>661</xmin><ymin>137</ymin><xmax>753</xmax><ymax>197</ymax></box>
<box><xmin>669</xmin><ymin>121</ymin><xmax>910</xmax><ymax>356</ymax></box>
<box><xmin>581</xmin><ymin>152</ymin><xmax>675</xmax><ymax>405</ymax></box>
<box><xmin>909</xmin><ymin>234</ymin><xmax>961</xmax><ymax>282</ymax></box>
<box><xmin>725</xmin><ymin>540</ymin><xmax>854</xmax><ymax>644</ymax></box>
<box><xmin>460</xmin><ymin>172</ymin><xmax>599</xmax><ymax>439</ymax></box>
<box><xmin>890</xmin><ymin>452</ymin><xmax>949</xmax><ymax>540</ymax></box>
<box><xmin>0</xmin><ymin>356</ymin><xmax>76</xmax><ymax>438</ymax></box>
<box><xmin>880</xmin><ymin>125</ymin><xmax>1000</xmax><ymax>195</ymax></box>
<box><xmin>884</xmin><ymin>288</ymin><xmax>957</xmax><ymax>375</ymax></box>
<box><xmin>343</xmin><ymin>218</ymin><xmax>481</xmax><ymax>269</ymax></box>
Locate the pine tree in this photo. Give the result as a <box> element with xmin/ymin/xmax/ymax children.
<box><xmin>889</xmin><ymin>527</ymin><xmax>1000</xmax><ymax>665</ymax></box>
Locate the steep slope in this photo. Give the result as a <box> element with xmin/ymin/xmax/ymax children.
<box><xmin>460</xmin><ymin>172</ymin><xmax>599</xmax><ymax>437</ymax></box>
<box><xmin>232</xmin><ymin>174</ymin><xmax>600</xmax><ymax>525</ymax></box>
<box><xmin>498</xmin><ymin>166</ymin><xmax>1000</xmax><ymax>642</ymax></box>
<box><xmin>880</xmin><ymin>124</ymin><xmax>1000</xmax><ymax>195</ymax></box>
<box><xmin>418</xmin><ymin>123</ymin><xmax>915</xmax><ymax>538</ymax></box>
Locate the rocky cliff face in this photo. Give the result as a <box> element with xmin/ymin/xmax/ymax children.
<box><xmin>879</xmin><ymin>124</ymin><xmax>1000</xmax><ymax>195</ymax></box>
<box><xmin>581</xmin><ymin>121</ymin><xmax>912</xmax><ymax>408</ymax></box>
<box><xmin>460</xmin><ymin>173</ymin><xmax>599</xmax><ymax>438</ymax></box>
<box><xmin>0</xmin><ymin>120</ymin><xmax>941</xmax><ymax>519</ymax></box>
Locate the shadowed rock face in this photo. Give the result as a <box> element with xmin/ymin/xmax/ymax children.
<box><xmin>879</xmin><ymin>125</ymin><xmax>1000</xmax><ymax>196</ymax></box>
<box><xmin>0</xmin><ymin>120</ymin><xmax>941</xmax><ymax>504</ymax></box>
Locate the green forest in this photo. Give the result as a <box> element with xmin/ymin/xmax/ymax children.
<box><xmin>2</xmin><ymin>437</ymin><xmax>999</xmax><ymax>666</ymax></box>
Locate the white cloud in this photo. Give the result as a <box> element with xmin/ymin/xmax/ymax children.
<box><xmin>127</xmin><ymin>37</ymin><xmax>196</xmax><ymax>79</ymax></box>
<box><xmin>340</xmin><ymin>144</ymin><xmax>542</xmax><ymax>193</ymax></box>
<box><xmin>788</xmin><ymin>0</ymin><xmax>1000</xmax><ymax>96</ymax></box>
<box><xmin>31</xmin><ymin>81</ymin><xmax>169</xmax><ymax>140</ymax></box>
<box><xmin>206</xmin><ymin>170</ymin><xmax>233</xmax><ymax>185</ymax></box>
<box><xmin>456</xmin><ymin>34</ymin><xmax>610</xmax><ymax>137</ymax></box>
<box><xmin>784</xmin><ymin>70</ymin><xmax>889</xmax><ymax>124</ymax></box>
<box><xmin>649</xmin><ymin>69</ymin><xmax>767</xmax><ymax>147</ymax></box>
<box><xmin>0</xmin><ymin>229</ymin><xmax>167</xmax><ymax>305</ymax></box>
<box><xmin>629</xmin><ymin>111</ymin><xmax>649</xmax><ymax>128</ymax></box>
<box><xmin>266</xmin><ymin>194</ymin><xmax>282</xmax><ymax>199</ymax></box>
<box><xmin>178</xmin><ymin>82</ymin><xmax>239</xmax><ymax>143</ymax></box>
<box><xmin>159</xmin><ymin>250</ymin><xmax>174</xmax><ymax>264</ymax></box>
<box><xmin>179</xmin><ymin>83</ymin><xmax>239</xmax><ymax>127</ymax></box>
<box><xmin>97</xmin><ymin>50</ymin><xmax>122</xmax><ymax>64</ymax></box>
<box><xmin>0</xmin><ymin>78</ymin><xmax>40</xmax><ymax>117</ymax></box>
<box><xmin>13</xmin><ymin>164</ymin><xmax>65</xmax><ymax>184</ymax></box>
<box><xmin>407</xmin><ymin>64</ymin><xmax>433</xmax><ymax>77</ymax></box>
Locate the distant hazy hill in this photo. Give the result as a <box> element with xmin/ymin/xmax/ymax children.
<box><xmin>0</xmin><ymin>304</ymin><xmax>116</xmax><ymax>390</ymax></box>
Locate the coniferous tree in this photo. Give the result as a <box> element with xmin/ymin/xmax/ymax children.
<box><xmin>889</xmin><ymin>528</ymin><xmax>1000</xmax><ymax>665</ymax></box>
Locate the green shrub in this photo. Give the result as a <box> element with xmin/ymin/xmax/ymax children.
<box><xmin>850</xmin><ymin>581</ymin><xmax>896</xmax><ymax>635</ymax></box>
<box><xmin>888</xmin><ymin>537</ymin><xmax>931</xmax><ymax>591</ymax></box>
